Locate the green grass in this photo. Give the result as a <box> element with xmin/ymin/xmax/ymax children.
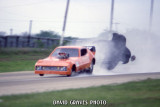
<box><xmin>0</xmin><ymin>79</ymin><xmax>160</xmax><ymax>107</ymax></box>
<box><xmin>0</xmin><ymin>48</ymin><xmax>53</xmax><ymax>73</ymax></box>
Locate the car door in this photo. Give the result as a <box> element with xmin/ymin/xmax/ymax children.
<box><xmin>80</xmin><ymin>48</ymin><xmax>90</xmax><ymax>69</ymax></box>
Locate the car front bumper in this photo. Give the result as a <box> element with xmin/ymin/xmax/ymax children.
<box><xmin>35</xmin><ymin>70</ymin><xmax>71</xmax><ymax>75</ymax></box>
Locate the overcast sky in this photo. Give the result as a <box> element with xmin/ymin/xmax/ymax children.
<box><xmin>0</xmin><ymin>0</ymin><xmax>159</xmax><ymax>38</ymax></box>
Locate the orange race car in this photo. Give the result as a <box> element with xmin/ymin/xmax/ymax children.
<box><xmin>35</xmin><ymin>46</ymin><xmax>96</xmax><ymax>76</ymax></box>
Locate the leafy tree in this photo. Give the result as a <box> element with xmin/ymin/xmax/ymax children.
<box><xmin>35</xmin><ymin>30</ymin><xmax>60</xmax><ymax>38</ymax></box>
<box><xmin>64</xmin><ymin>36</ymin><xmax>78</xmax><ymax>40</ymax></box>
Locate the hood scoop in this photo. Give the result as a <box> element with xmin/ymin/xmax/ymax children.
<box><xmin>57</xmin><ymin>52</ymin><xmax>69</xmax><ymax>59</ymax></box>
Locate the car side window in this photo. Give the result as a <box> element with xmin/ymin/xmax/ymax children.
<box><xmin>81</xmin><ymin>49</ymin><xmax>87</xmax><ymax>56</ymax></box>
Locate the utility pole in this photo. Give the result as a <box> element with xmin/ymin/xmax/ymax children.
<box><xmin>149</xmin><ymin>0</ymin><xmax>154</xmax><ymax>32</ymax></box>
<box><xmin>28</xmin><ymin>20</ymin><xmax>32</xmax><ymax>47</ymax></box>
<box><xmin>60</xmin><ymin>0</ymin><xmax>70</xmax><ymax>46</ymax></box>
<box><xmin>10</xmin><ymin>28</ymin><xmax>13</xmax><ymax>35</ymax></box>
<box><xmin>29</xmin><ymin>20</ymin><xmax>32</xmax><ymax>36</ymax></box>
<box><xmin>109</xmin><ymin>0</ymin><xmax>115</xmax><ymax>32</ymax></box>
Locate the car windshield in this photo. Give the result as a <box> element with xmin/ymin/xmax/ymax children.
<box><xmin>52</xmin><ymin>48</ymin><xmax>79</xmax><ymax>57</ymax></box>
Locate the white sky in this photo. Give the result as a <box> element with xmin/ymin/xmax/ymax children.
<box><xmin>0</xmin><ymin>0</ymin><xmax>160</xmax><ymax>38</ymax></box>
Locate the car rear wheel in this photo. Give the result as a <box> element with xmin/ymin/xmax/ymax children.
<box><xmin>87</xmin><ymin>61</ymin><xmax>94</xmax><ymax>74</ymax></box>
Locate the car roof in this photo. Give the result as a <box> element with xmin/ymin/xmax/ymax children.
<box><xmin>57</xmin><ymin>46</ymin><xmax>85</xmax><ymax>49</ymax></box>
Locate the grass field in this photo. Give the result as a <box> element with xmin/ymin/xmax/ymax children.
<box><xmin>0</xmin><ymin>79</ymin><xmax>160</xmax><ymax>107</ymax></box>
<box><xmin>0</xmin><ymin>48</ymin><xmax>52</xmax><ymax>73</ymax></box>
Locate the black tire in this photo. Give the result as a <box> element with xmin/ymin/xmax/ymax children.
<box><xmin>39</xmin><ymin>74</ymin><xmax>44</xmax><ymax>76</ymax></box>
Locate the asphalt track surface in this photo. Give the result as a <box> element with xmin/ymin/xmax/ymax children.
<box><xmin>0</xmin><ymin>71</ymin><xmax>160</xmax><ymax>96</ymax></box>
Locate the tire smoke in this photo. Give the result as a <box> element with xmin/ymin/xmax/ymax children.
<box><xmin>67</xmin><ymin>30</ymin><xmax>160</xmax><ymax>75</ymax></box>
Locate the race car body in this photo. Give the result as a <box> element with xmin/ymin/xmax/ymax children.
<box><xmin>35</xmin><ymin>46</ymin><xmax>96</xmax><ymax>76</ymax></box>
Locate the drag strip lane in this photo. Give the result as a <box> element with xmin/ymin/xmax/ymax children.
<box><xmin>0</xmin><ymin>71</ymin><xmax>160</xmax><ymax>96</ymax></box>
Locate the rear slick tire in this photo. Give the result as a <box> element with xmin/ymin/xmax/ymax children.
<box><xmin>87</xmin><ymin>61</ymin><xmax>94</xmax><ymax>74</ymax></box>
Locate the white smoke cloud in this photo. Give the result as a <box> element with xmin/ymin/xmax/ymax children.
<box><xmin>67</xmin><ymin>29</ymin><xmax>160</xmax><ymax>76</ymax></box>
<box><xmin>121</xmin><ymin>29</ymin><xmax>160</xmax><ymax>73</ymax></box>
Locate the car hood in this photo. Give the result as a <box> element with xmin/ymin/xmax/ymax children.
<box><xmin>35</xmin><ymin>57</ymin><xmax>78</xmax><ymax>66</ymax></box>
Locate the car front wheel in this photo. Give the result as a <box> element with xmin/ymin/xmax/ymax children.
<box><xmin>67</xmin><ymin>66</ymin><xmax>76</xmax><ymax>77</ymax></box>
<box><xmin>39</xmin><ymin>74</ymin><xmax>44</xmax><ymax>76</ymax></box>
